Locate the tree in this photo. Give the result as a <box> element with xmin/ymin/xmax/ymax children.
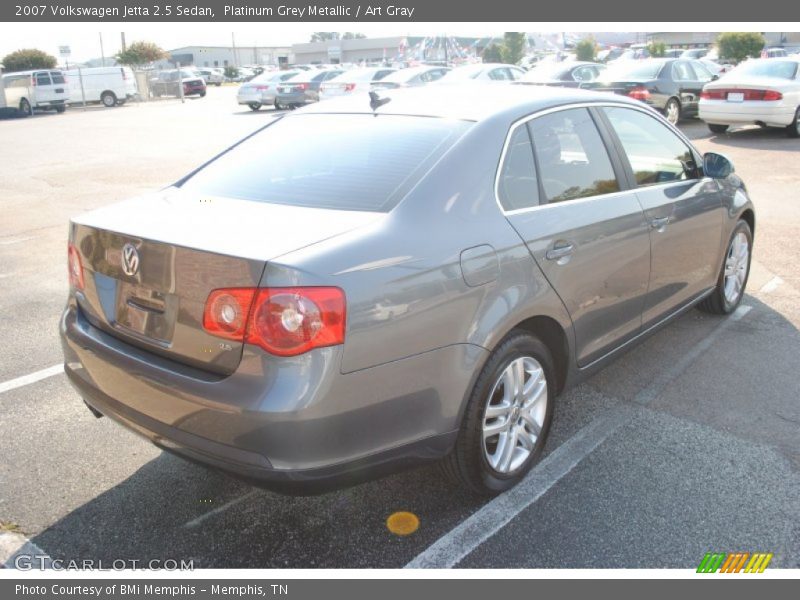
<box><xmin>224</xmin><ymin>65</ymin><xmax>239</xmax><ymax>80</ymax></box>
<box><xmin>647</xmin><ymin>41</ymin><xmax>667</xmax><ymax>58</ymax></box>
<box><xmin>1</xmin><ymin>48</ymin><xmax>57</xmax><ymax>72</ymax></box>
<box><xmin>482</xmin><ymin>43</ymin><xmax>503</xmax><ymax>63</ymax></box>
<box><xmin>310</xmin><ymin>32</ymin><xmax>340</xmax><ymax>42</ymax></box>
<box><xmin>116</xmin><ymin>41</ymin><xmax>168</xmax><ymax>68</ymax></box>
<box><xmin>500</xmin><ymin>32</ymin><xmax>527</xmax><ymax>65</ymax></box>
<box><xmin>717</xmin><ymin>32</ymin><xmax>765</xmax><ymax>64</ymax></box>
<box><xmin>342</xmin><ymin>32</ymin><xmax>367</xmax><ymax>40</ymax></box>
<box><xmin>574</xmin><ymin>38</ymin><xmax>597</xmax><ymax>62</ymax></box>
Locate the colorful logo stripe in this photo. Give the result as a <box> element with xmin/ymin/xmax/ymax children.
<box><xmin>697</xmin><ymin>552</ymin><xmax>773</xmax><ymax>573</ymax></box>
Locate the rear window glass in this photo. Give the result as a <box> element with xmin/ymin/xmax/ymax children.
<box><xmin>732</xmin><ymin>60</ymin><xmax>798</xmax><ymax>79</ymax></box>
<box><xmin>51</xmin><ymin>72</ymin><xmax>65</xmax><ymax>84</ymax></box>
<box><xmin>180</xmin><ymin>114</ymin><xmax>471</xmax><ymax>212</ymax></box>
<box><xmin>35</xmin><ymin>73</ymin><xmax>51</xmax><ymax>85</ymax></box>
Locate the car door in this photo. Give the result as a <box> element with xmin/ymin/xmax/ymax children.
<box><xmin>671</xmin><ymin>60</ymin><xmax>703</xmax><ymax>115</ymax></box>
<box><xmin>599</xmin><ymin>105</ymin><xmax>725</xmax><ymax>327</ymax></box>
<box><xmin>502</xmin><ymin>107</ymin><xmax>652</xmax><ymax>366</ymax></box>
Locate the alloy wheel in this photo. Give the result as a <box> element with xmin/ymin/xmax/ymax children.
<box><xmin>665</xmin><ymin>100</ymin><xmax>680</xmax><ymax>125</ymax></box>
<box><xmin>723</xmin><ymin>231</ymin><xmax>749</xmax><ymax>304</ymax></box>
<box><xmin>482</xmin><ymin>356</ymin><xmax>547</xmax><ymax>474</ymax></box>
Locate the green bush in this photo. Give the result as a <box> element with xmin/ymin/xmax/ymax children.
<box><xmin>482</xmin><ymin>44</ymin><xmax>503</xmax><ymax>63</ymax></box>
<box><xmin>1</xmin><ymin>48</ymin><xmax>57</xmax><ymax>72</ymax></box>
<box><xmin>575</xmin><ymin>38</ymin><xmax>597</xmax><ymax>62</ymax></box>
<box><xmin>717</xmin><ymin>32</ymin><xmax>765</xmax><ymax>64</ymax></box>
<box><xmin>647</xmin><ymin>41</ymin><xmax>667</xmax><ymax>58</ymax></box>
<box><xmin>224</xmin><ymin>65</ymin><xmax>239</xmax><ymax>79</ymax></box>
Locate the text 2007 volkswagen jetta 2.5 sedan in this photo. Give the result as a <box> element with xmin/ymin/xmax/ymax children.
<box><xmin>61</xmin><ymin>86</ymin><xmax>755</xmax><ymax>495</ymax></box>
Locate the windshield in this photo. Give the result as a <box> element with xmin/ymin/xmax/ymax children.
<box><xmin>441</xmin><ymin>65</ymin><xmax>486</xmax><ymax>80</ymax></box>
<box><xmin>602</xmin><ymin>61</ymin><xmax>664</xmax><ymax>80</ymax></box>
<box><xmin>180</xmin><ymin>114</ymin><xmax>471</xmax><ymax>212</ymax></box>
<box><xmin>732</xmin><ymin>60</ymin><xmax>798</xmax><ymax>79</ymax></box>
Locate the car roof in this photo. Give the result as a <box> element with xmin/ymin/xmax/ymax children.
<box><xmin>296</xmin><ymin>83</ymin><xmax>644</xmax><ymax>122</ymax></box>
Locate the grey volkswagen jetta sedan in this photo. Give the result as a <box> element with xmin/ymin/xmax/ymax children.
<box><xmin>61</xmin><ymin>85</ymin><xmax>754</xmax><ymax>495</ymax></box>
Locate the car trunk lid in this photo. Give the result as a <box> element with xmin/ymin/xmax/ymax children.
<box><xmin>70</xmin><ymin>188</ymin><xmax>379</xmax><ymax>375</ymax></box>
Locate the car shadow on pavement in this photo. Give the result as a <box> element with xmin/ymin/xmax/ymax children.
<box><xmin>705</xmin><ymin>125</ymin><xmax>800</xmax><ymax>150</ymax></box>
<box><xmin>27</xmin><ymin>295</ymin><xmax>800</xmax><ymax>568</ymax></box>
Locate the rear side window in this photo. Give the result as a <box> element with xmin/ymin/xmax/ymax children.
<box><xmin>497</xmin><ymin>126</ymin><xmax>539</xmax><ymax>211</ymax></box>
<box><xmin>180</xmin><ymin>114</ymin><xmax>471</xmax><ymax>212</ymax></box>
<box><xmin>528</xmin><ymin>108</ymin><xmax>620</xmax><ymax>203</ymax></box>
<box><xmin>603</xmin><ymin>107</ymin><xmax>697</xmax><ymax>186</ymax></box>
<box><xmin>35</xmin><ymin>72</ymin><xmax>51</xmax><ymax>85</ymax></box>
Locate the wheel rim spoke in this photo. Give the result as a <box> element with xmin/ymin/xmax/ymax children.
<box><xmin>723</xmin><ymin>232</ymin><xmax>748</xmax><ymax>304</ymax></box>
<box><xmin>482</xmin><ymin>355</ymin><xmax>548</xmax><ymax>474</ymax></box>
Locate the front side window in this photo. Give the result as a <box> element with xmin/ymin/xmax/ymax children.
<box><xmin>528</xmin><ymin>108</ymin><xmax>620</xmax><ymax>203</ymax></box>
<box><xmin>497</xmin><ymin>126</ymin><xmax>539</xmax><ymax>211</ymax></box>
<box><xmin>603</xmin><ymin>107</ymin><xmax>697</xmax><ymax>187</ymax></box>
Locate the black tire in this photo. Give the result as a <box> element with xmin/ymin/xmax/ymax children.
<box><xmin>101</xmin><ymin>91</ymin><xmax>117</xmax><ymax>107</ymax></box>
<box><xmin>698</xmin><ymin>219</ymin><xmax>753</xmax><ymax>315</ymax></box>
<box><xmin>199</xmin><ymin>91</ymin><xmax>206</xmax><ymax>98</ymax></box>
<box><xmin>215</xmin><ymin>82</ymin><xmax>222</xmax><ymax>87</ymax></box>
<box><xmin>54</xmin><ymin>104</ymin><xmax>66</xmax><ymax>113</ymax></box>
<box><xmin>787</xmin><ymin>107</ymin><xmax>800</xmax><ymax>138</ymax></box>
<box><xmin>248</xmin><ymin>103</ymin><xmax>262</xmax><ymax>111</ymax></box>
<box><xmin>19</xmin><ymin>98</ymin><xmax>32</xmax><ymax>115</ymax></box>
<box><xmin>441</xmin><ymin>331</ymin><xmax>556</xmax><ymax>495</ymax></box>
<box><xmin>664</xmin><ymin>97</ymin><xmax>681</xmax><ymax>125</ymax></box>
<box><xmin>708</xmin><ymin>123</ymin><xmax>729</xmax><ymax>134</ymax></box>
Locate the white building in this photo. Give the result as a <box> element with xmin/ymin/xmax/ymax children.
<box><xmin>167</xmin><ymin>46</ymin><xmax>293</xmax><ymax>68</ymax></box>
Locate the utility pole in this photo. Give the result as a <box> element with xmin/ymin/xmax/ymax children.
<box><xmin>121</xmin><ymin>32</ymin><xmax>126</xmax><ymax>52</ymax></box>
<box><xmin>231</xmin><ymin>32</ymin><xmax>238</xmax><ymax>67</ymax></box>
<box><xmin>99</xmin><ymin>32</ymin><xmax>106</xmax><ymax>67</ymax></box>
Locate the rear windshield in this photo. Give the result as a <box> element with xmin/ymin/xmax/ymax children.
<box><xmin>180</xmin><ymin>114</ymin><xmax>471</xmax><ymax>212</ymax></box>
<box><xmin>732</xmin><ymin>60</ymin><xmax>798</xmax><ymax>79</ymax></box>
<box><xmin>51</xmin><ymin>71</ymin><xmax>65</xmax><ymax>84</ymax></box>
<box><xmin>603</xmin><ymin>62</ymin><xmax>664</xmax><ymax>80</ymax></box>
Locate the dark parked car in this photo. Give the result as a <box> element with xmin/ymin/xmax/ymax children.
<box><xmin>585</xmin><ymin>58</ymin><xmax>717</xmax><ymax>124</ymax></box>
<box><xmin>61</xmin><ymin>85</ymin><xmax>754</xmax><ymax>495</ymax></box>
<box><xmin>275</xmin><ymin>69</ymin><xmax>344</xmax><ymax>109</ymax></box>
<box><xmin>515</xmin><ymin>61</ymin><xmax>606</xmax><ymax>87</ymax></box>
<box><xmin>149</xmin><ymin>69</ymin><xmax>207</xmax><ymax>98</ymax></box>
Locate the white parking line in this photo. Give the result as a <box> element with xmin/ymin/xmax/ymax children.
<box><xmin>759</xmin><ymin>276</ymin><xmax>784</xmax><ymax>294</ymax></box>
<box><xmin>0</xmin><ymin>532</ymin><xmax>51</xmax><ymax>569</ymax></box>
<box><xmin>0</xmin><ymin>364</ymin><xmax>63</xmax><ymax>395</ymax></box>
<box><xmin>183</xmin><ymin>490</ymin><xmax>261</xmax><ymax>530</ymax></box>
<box><xmin>406</xmin><ymin>305</ymin><xmax>752</xmax><ymax>568</ymax></box>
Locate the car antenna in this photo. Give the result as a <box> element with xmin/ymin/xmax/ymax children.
<box><xmin>369</xmin><ymin>91</ymin><xmax>391</xmax><ymax>112</ymax></box>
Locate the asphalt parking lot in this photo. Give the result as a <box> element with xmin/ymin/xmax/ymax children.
<box><xmin>1</xmin><ymin>86</ymin><xmax>798</xmax><ymax>569</ymax></box>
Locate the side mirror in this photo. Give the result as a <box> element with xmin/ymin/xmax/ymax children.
<box><xmin>711</xmin><ymin>74</ymin><xmax>720</xmax><ymax>81</ymax></box>
<box><xmin>703</xmin><ymin>152</ymin><xmax>734</xmax><ymax>178</ymax></box>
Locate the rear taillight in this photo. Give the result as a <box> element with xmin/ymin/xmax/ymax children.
<box><xmin>203</xmin><ymin>287</ymin><xmax>346</xmax><ymax>357</ymax></box>
<box><xmin>344</xmin><ymin>83</ymin><xmax>356</xmax><ymax>92</ymax></box>
<box><xmin>627</xmin><ymin>86</ymin><xmax>650</xmax><ymax>101</ymax></box>
<box><xmin>296</xmin><ymin>82</ymin><xmax>309</xmax><ymax>91</ymax></box>
<box><xmin>255</xmin><ymin>85</ymin><xmax>270</xmax><ymax>91</ymax></box>
<box><xmin>701</xmin><ymin>88</ymin><xmax>783</xmax><ymax>101</ymax></box>
<box><xmin>67</xmin><ymin>243</ymin><xmax>84</xmax><ymax>291</ymax></box>
<box><xmin>203</xmin><ymin>288</ymin><xmax>256</xmax><ymax>340</ymax></box>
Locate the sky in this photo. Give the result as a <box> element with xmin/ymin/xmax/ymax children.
<box><xmin>0</xmin><ymin>22</ymin><xmax>794</xmax><ymax>63</ymax></box>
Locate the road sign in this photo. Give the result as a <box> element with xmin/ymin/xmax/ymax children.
<box><xmin>59</xmin><ymin>46</ymin><xmax>71</xmax><ymax>57</ymax></box>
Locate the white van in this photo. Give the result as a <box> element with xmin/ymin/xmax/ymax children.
<box><xmin>64</xmin><ymin>66</ymin><xmax>137</xmax><ymax>107</ymax></box>
<box><xmin>1</xmin><ymin>70</ymin><xmax>70</xmax><ymax>114</ymax></box>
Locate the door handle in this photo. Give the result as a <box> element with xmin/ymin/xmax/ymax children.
<box><xmin>546</xmin><ymin>241</ymin><xmax>575</xmax><ymax>261</ymax></box>
<box><xmin>650</xmin><ymin>216</ymin><xmax>670</xmax><ymax>232</ymax></box>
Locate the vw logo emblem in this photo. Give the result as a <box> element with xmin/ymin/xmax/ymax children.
<box><xmin>121</xmin><ymin>243</ymin><xmax>140</xmax><ymax>276</ymax></box>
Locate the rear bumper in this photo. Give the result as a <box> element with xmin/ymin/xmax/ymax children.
<box><xmin>237</xmin><ymin>92</ymin><xmax>275</xmax><ymax>105</ymax></box>
<box><xmin>276</xmin><ymin>91</ymin><xmax>315</xmax><ymax>105</ymax></box>
<box><xmin>60</xmin><ymin>302</ymin><xmax>479</xmax><ymax>493</ymax></box>
<box><xmin>699</xmin><ymin>100</ymin><xmax>795</xmax><ymax>126</ymax></box>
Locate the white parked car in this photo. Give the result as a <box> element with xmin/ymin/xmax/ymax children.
<box><xmin>319</xmin><ymin>67</ymin><xmax>396</xmax><ymax>99</ymax></box>
<box><xmin>197</xmin><ymin>68</ymin><xmax>224</xmax><ymax>86</ymax></box>
<box><xmin>1</xmin><ymin>69</ymin><xmax>69</xmax><ymax>114</ymax></box>
<box><xmin>370</xmin><ymin>65</ymin><xmax>451</xmax><ymax>89</ymax></box>
<box><xmin>64</xmin><ymin>67</ymin><xmax>137</xmax><ymax>107</ymax></box>
<box><xmin>436</xmin><ymin>63</ymin><xmax>526</xmax><ymax>83</ymax></box>
<box><xmin>236</xmin><ymin>70</ymin><xmax>300</xmax><ymax>111</ymax></box>
<box><xmin>699</xmin><ymin>57</ymin><xmax>800</xmax><ymax>137</ymax></box>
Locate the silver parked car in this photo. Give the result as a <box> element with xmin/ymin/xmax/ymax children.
<box><xmin>61</xmin><ymin>86</ymin><xmax>755</xmax><ymax>495</ymax></box>
<box><xmin>237</xmin><ymin>70</ymin><xmax>300</xmax><ymax>111</ymax></box>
